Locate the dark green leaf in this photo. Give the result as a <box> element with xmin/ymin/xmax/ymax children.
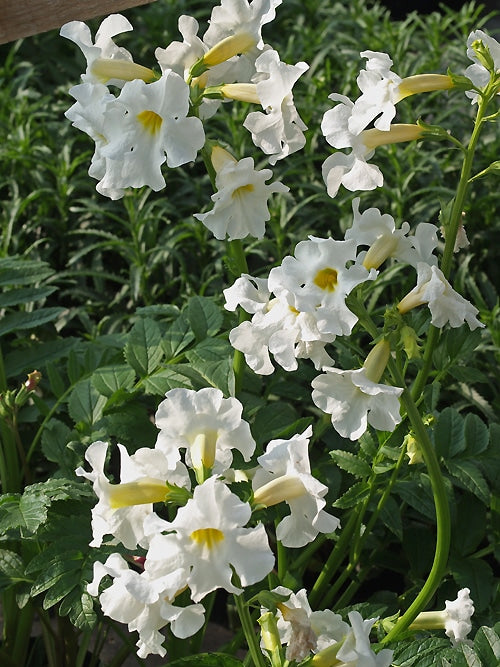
<box><xmin>391</xmin><ymin>637</ymin><xmax>453</xmax><ymax>666</ymax></box>
<box><xmin>451</xmin><ymin>558</ymin><xmax>494</xmax><ymax>612</ymax></box>
<box><xmin>463</xmin><ymin>413</ymin><xmax>489</xmax><ymax>457</ymax></box>
<box><xmin>474</xmin><ymin>626</ymin><xmax>500</xmax><ymax>664</ymax></box>
<box><xmin>394</xmin><ymin>476</ymin><xmax>436</xmax><ymax>520</ymax></box>
<box><xmin>185</xmin><ymin>338</ymin><xmax>235</xmax><ymax>396</ymax></box>
<box><xmin>332</xmin><ymin>481</ymin><xmax>370</xmax><ymax>509</ymax></box>
<box><xmin>91</xmin><ymin>365</ymin><xmax>136</xmax><ymax>397</ymax></box>
<box><xmin>0</xmin><ymin>285</ymin><xmax>56</xmax><ymax>308</ymax></box>
<box><xmin>329</xmin><ymin>450</ymin><xmax>372</xmax><ymax>478</ymax></box>
<box><xmin>68</xmin><ymin>378</ymin><xmax>107</xmax><ymax>426</ymax></box>
<box><xmin>252</xmin><ymin>402</ymin><xmax>298</xmax><ymax>446</ymax></box>
<box><xmin>0</xmin><ymin>549</ymin><xmax>25</xmax><ymax>590</ymax></box>
<box><xmin>444</xmin><ymin>459</ymin><xmax>490</xmax><ymax>504</ymax></box>
<box><xmin>0</xmin><ymin>307</ymin><xmax>64</xmax><ymax>336</ymax></box>
<box><xmin>124</xmin><ymin>317</ymin><xmax>164</xmax><ymax>377</ymax></box>
<box><xmin>162</xmin><ymin>313</ymin><xmax>195</xmax><ymax>360</ymax></box>
<box><xmin>187</xmin><ymin>296</ymin><xmax>223</xmax><ymax>342</ymax></box>
<box><xmin>142</xmin><ymin>364</ymin><xmax>206</xmax><ymax>395</ymax></box>
<box><xmin>434</xmin><ymin>408</ymin><xmax>465</xmax><ymax>459</ymax></box>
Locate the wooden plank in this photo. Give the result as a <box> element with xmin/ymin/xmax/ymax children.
<box><xmin>0</xmin><ymin>0</ymin><xmax>157</xmax><ymax>44</ymax></box>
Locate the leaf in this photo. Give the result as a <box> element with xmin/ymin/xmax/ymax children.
<box><xmin>0</xmin><ymin>257</ymin><xmax>54</xmax><ymax>287</ymax></box>
<box><xmin>0</xmin><ymin>550</ymin><xmax>25</xmax><ymax>591</ymax></box>
<box><xmin>124</xmin><ymin>317</ymin><xmax>163</xmax><ymax>377</ymax></box>
<box><xmin>252</xmin><ymin>402</ymin><xmax>299</xmax><ymax>446</ymax></box>
<box><xmin>434</xmin><ymin>407</ymin><xmax>465</xmax><ymax>459</ymax></box>
<box><xmin>0</xmin><ymin>285</ymin><xmax>56</xmax><ymax>308</ymax></box>
<box><xmin>62</xmin><ymin>589</ymin><xmax>96</xmax><ymax>630</ymax></box>
<box><xmin>463</xmin><ymin>413</ymin><xmax>489</xmax><ymax>457</ymax></box>
<box><xmin>41</xmin><ymin>419</ymin><xmax>74</xmax><ymax>466</ymax></box>
<box><xmin>162</xmin><ymin>312</ymin><xmax>195</xmax><ymax>360</ymax></box>
<box><xmin>185</xmin><ymin>338</ymin><xmax>235</xmax><ymax>396</ymax></box>
<box><xmin>187</xmin><ymin>296</ymin><xmax>223</xmax><ymax>341</ymax></box>
<box><xmin>4</xmin><ymin>338</ymin><xmax>79</xmax><ymax>377</ymax></box>
<box><xmin>474</xmin><ymin>626</ymin><xmax>500</xmax><ymax>664</ymax></box>
<box><xmin>394</xmin><ymin>476</ymin><xmax>436</xmax><ymax>520</ymax></box>
<box><xmin>332</xmin><ymin>481</ymin><xmax>370</xmax><ymax>509</ymax></box>
<box><xmin>329</xmin><ymin>450</ymin><xmax>372</xmax><ymax>478</ymax></box>
<box><xmin>68</xmin><ymin>378</ymin><xmax>107</xmax><ymax>427</ymax></box>
<box><xmin>91</xmin><ymin>365</ymin><xmax>136</xmax><ymax>397</ymax></box>
<box><xmin>142</xmin><ymin>364</ymin><xmax>206</xmax><ymax>395</ymax></box>
<box><xmin>391</xmin><ymin>637</ymin><xmax>453</xmax><ymax>666</ymax></box>
<box><xmin>0</xmin><ymin>494</ymin><xmax>48</xmax><ymax>534</ymax></box>
<box><xmin>451</xmin><ymin>558</ymin><xmax>494</xmax><ymax>613</ymax></box>
<box><xmin>0</xmin><ymin>307</ymin><xmax>64</xmax><ymax>336</ymax></box>
<box><xmin>456</xmin><ymin>643</ymin><xmax>482</xmax><ymax>667</ymax></box>
<box><xmin>379</xmin><ymin>495</ymin><xmax>403</xmax><ymax>539</ymax></box>
<box><xmin>168</xmin><ymin>653</ymin><xmax>244</xmax><ymax>666</ymax></box>
<box><xmin>444</xmin><ymin>459</ymin><xmax>490</xmax><ymax>504</ymax></box>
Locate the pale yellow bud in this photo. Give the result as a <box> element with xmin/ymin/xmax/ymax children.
<box><xmin>363</xmin><ymin>340</ymin><xmax>391</xmax><ymax>384</ymax></box>
<box><xmin>396</xmin><ymin>74</ymin><xmax>454</xmax><ymax>102</ymax></box>
<box><xmin>90</xmin><ymin>58</ymin><xmax>156</xmax><ymax>83</ymax></box>
<box><xmin>220</xmin><ymin>83</ymin><xmax>261</xmax><ymax>104</ymax></box>
<box><xmin>108</xmin><ymin>478</ymin><xmax>169</xmax><ymax>508</ymax></box>
<box><xmin>362</xmin><ymin>124</ymin><xmax>424</xmax><ymax>151</ymax></box>
<box><xmin>253</xmin><ymin>475</ymin><xmax>306</xmax><ymax>507</ymax></box>
<box><xmin>203</xmin><ymin>33</ymin><xmax>257</xmax><ymax>66</ymax></box>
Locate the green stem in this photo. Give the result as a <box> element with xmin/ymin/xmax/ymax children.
<box><xmin>382</xmin><ymin>361</ymin><xmax>451</xmax><ymax>644</ymax></box>
<box><xmin>233</xmin><ymin>592</ymin><xmax>267</xmax><ymax>667</ymax></box>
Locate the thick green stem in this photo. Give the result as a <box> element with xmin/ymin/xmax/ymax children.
<box><xmin>234</xmin><ymin>592</ymin><xmax>267</xmax><ymax>667</ymax></box>
<box><xmin>382</xmin><ymin>362</ymin><xmax>451</xmax><ymax>644</ymax></box>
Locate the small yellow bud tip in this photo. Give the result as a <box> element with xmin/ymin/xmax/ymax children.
<box><xmin>220</xmin><ymin>83</ymin><xmax>260</xmax><ymax>104</ymax></box>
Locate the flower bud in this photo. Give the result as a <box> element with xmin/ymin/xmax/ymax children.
<box><xmin>90</xmin><ymin>58</ymin><xmax>156</xmax><ymax>84</ymax></box>
<box><xmin>203</xmin><ymin>33</ymin><xmax>256</xmax><ymax>67</ymax></box>
<box><xmin>363</xmin><ymin>340</ymin><xmax>391</xmax><ymax>384</ymax></box>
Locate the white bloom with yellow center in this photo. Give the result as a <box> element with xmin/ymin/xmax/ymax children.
<box><xmin>144</xmin><ymin>476</ymin><xmax>274</xmax><ymax>602</ymax></box>
<box><xmin>252</xmin><ymin>427</ymin><xmax>340</xmax><ymax>547</ymax></box>
<box><xmin>244</xmin><ymin>49</ymin><xmax>309</xmax><ymax>164</ymax></box>
<box><xmin>398</xmin><ymin>262</ymin><xmax>484</xmax><ymax>330</ymax></box>
<box><xmin>269</xmin><ymin>236</ymin><xmax>375</xmax><ymax>336</ymax></box>
<box><xmin>76</xmin><ymin>440</ymin><xmax>190</xmax><ymax>549</ymax></box>
<box><xmin>88</xmin><ymin>553</ymin><xmax>205</xmax><ymax>658</ymax></box>
<box><xmin>226</xmin><ymin>286</ymin><xmax>336</xmax><ymax>374</ymax></box>
<box><xmin>194</xmin><ymin>147</ymin><xmax>288</xmax><ymax>240</ymax></box>
<box><xmin>96</xmin><ymin>70</ymin><xmax>205</xmax><ymax>196</ymax></box>
<box><xmin>154</xmin><ymin>387</ymin><xmax>256</xmax><ymax>473</ymax></box>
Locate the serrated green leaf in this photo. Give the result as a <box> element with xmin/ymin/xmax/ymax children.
<box><xmin>449</xmin><ymin>366</ymin><xmax>489</xmax><ymax>384</ymax></box>
<box><xmin>0</xmin><ymin>307</ymin><xmax>64</xmax><ymax>336</ymax></box>
<box><xmin>329</xmin><ymin>450</ymin><xmax>372</xmax><ymax>478</ymax></box>
<box><xmin>434</xmin><ymin>408</ymin><xmax>465</xmax><ymax>459</ymax></box>
<box><xmin>29</xmin><ymin>550</ymin><xmax>82</xmax><ymax>598</ymax></box>
<box><xmin>0</xmin><ymin>257</ymin><xmax>54</xmax><ymax>287</ymax></box>
<box><xmin>444</xmin><ymin>459</ymin><xmax>490</xmax><ymax>504</ymax></box>
<box><xmin>0</xmin><ymin>494</ymin><xmax>48</xmax><ymax>533</ymax></box>
<box><xmin>4</xmin><ymin>338</ymin><xmax>79</xmax><ymax>378</ymax></box>
<box><xmin>0</xmin><ymin>549</ymin><xmax>26</xmax><ymax>590</ymax></box>
<box><xmin>91</xmin><ymin>365</ymin><xmax>136</xmax><ymax>397</ymax></box>
<box><xmin>124</xmin><ymin>317</ymin><xmax>163</xmax><ymax>377</ymax></box>
<box><xmin>68</xmin><ymin>378</ymin><xmax>107</xmax><ymax>426</ymax></box>
<box><xmin>474</xmin><ymin>626</ymin><xmax>500</xmax><ymax>664</ymax></box>
<box><xmin>457</xmin><ymin>643</ymin><xmax>482</xmax><ymax>667</ymax></box>
<box><xmin>0</xmin><ymin>285</ymin><xmax>56</xmax><ymax>308</ymax></box>
<box><xmin>142</xmin><ymin>364</ymin><xmax>206</xmax><ymax>394</ymax></box>
<box><xmin>185</xmin><ymin>338</ymin><xmax>234</xmax><ymax>396</ymax></box>
<box><xmin>63</xmin><ymin>589</ymin><xmax>96</xmax><ymax>629</ymax></box>
<box><xmin>41</xmin><ymin>419</ymin><xmax>74</xmax><ymax>466</ymax></box>
<box><xmin>332</xmin><ymin>481</ymin><xmax>370</xmax><ymax>509</ymax></box>
<box><xmin>187</xmin><ymin>295</ymin><xmax>223</xmax><ymax>342</ymax></box>
<box><xmin>168</xmin><ymin>653</ymin><xmax>244</xmax><ymax>666</ymax></box>
<box><xmin>162</xmin><ymin>313</ymin><xmax>195</xmax><ymax>360</ymax></box>
<box><xmin>392</xmin><ymin>637</ymin><xmax>454</xmax><ymax>666</ymax></box>
<box><xmin>46</xmin><ymin>361</ymin><xmax>67</xmax><ymax>398</ymax></box>
<box><xmin>463</xmin><ymin>413</ymin><xmax>489</xmax><ymax>457</ymax></box>
<box><xmin>444</xmin><ymin>327</ymin><xmax>482</xmax><ymax>361</ymax></box>
<box><xmin>451</xmin><ymin>558</ymin><xmax>494</xmax><ymax>613</ymax></box>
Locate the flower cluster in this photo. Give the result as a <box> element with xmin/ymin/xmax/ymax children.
<box><xmin>259</xmin><ymin>587</ymin><xmax>394</xmax><ymax>666</ymax></box>
<box><xmin>79</xmin><ymin>387</ymin><xmax>339</xmax><ymax>657</ymax></box>
<box><xmin>61</xmin><ymin>1</ymin><xmax>307</xmax><ymax>240</ymax></box>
